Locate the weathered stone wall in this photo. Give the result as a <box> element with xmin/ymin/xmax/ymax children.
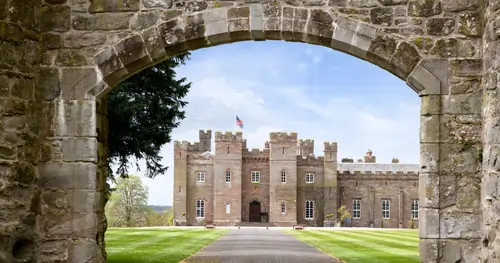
<box><xmin>0</xmin><ymin>0</ymin><xmax>43</xmax><ymax>262</ymax></box>
<box><xmin>481</xmin><ymin>1</ymin><xmax>500</xmax><ymax>262</ymax></box>
<box><xmin>0</xmin><ymin>0</ymin><xmax>490</xmax><ymax>262</ymax></box>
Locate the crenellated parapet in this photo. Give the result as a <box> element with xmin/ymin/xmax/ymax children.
<box><xmin>324</xmin><ymin>142</ymin><xmax>338</xmax><ymax>152</ymax></box>
<box><xmin>297</xmin><ymin>156</ymin><xmax>324</xmax><ymax>166</ymax></box>
<box><xmin>215</xmin><ymin>131</ymin><xmax>244</xmax><ymax>141</ymax></box>
<box><xmin>174</xmin><ymin>140</ymin><xmax>197</xmax><ymax>151</ymax></box>
<box><xmin>337</xmin><ymin>163</ymin><xmax>419</xmax><ymax>176</ymax></box>
<box><xmin>199</xmin><ymin>129</ymin><xmax>212</xmax><ymax>140</ymax></box>
<box><xmin>269</xmin><ymin>132</ymin><xmax>298</xmax><ymax>142</ymax></box>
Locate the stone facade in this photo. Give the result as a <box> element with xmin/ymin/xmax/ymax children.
<box><xmin>174</xmin><ymin>130</ymin><xmax>420</xmax><ymax>228</ymax></box>
<box><xmin>0</xmin><ymin>0</ymin><xmax>493</xmax><ymax>262</ymax></box>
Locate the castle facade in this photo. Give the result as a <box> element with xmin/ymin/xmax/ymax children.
<box><xmin>173</xmin><ymin>130</ymin><xmax>420</xmax><ymax>228</ymax></box>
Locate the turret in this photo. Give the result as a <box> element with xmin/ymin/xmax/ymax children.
<box><xmin>298</xmin><ymin>139</ymin><xmax>315</xmax><ymax>158</ymax></box>
<box><xmin>323</xmin><ymin>141</ymin><xmax>338</xmax><ymax>225</ymax></box>
<box><xmin>198</xmin><ymin>129</ymin><xmax>212</xmax><ymax>152</ymax></box>
<box><xmin>323</xmin><ymin>142</ymin><xmax>337</xmax><ymax>162</ymax></box>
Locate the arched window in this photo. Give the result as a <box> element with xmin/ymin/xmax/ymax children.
<box><xmin>281</xmin><ymin>170</ymin><xmax>286</xmax><ymax>183</ymax></box>
<box><xmin>196</xmin><ymin>200</ymin><xmax>205</xmax><ymax>218</ymax></box>
<box><xmin>281</xmin><ymin>202</ymin><xmax>286</xmax><ymax>214</ymax></box>
<box><xmin>225</xmin><ymin>169</ymin><xmax>231</xmax><ymax>183</ymax></box>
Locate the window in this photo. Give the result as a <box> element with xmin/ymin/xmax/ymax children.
<box><xmin>281</xmin><ymin>170</ymin><xmax>286</xmax><ymax>183</ymax></box>
<box><xmin>196</xmin><ymin>172</ymin><xmax>205</xmax><ymax>182</ymax></box>
<box><xmin>196</xmin><ymin>200</ymin><xmax>205</xmax><ymax>218</ymax></box>
<box><xmin>281</xmin><ymin>202</ymin><xmax>286</xmax><ymax>214</ymax></box>
<box><xmin>353</xmin><ymin>199</ymin><xmax>361</xmax><ymax>219</ymax></box>
<box><xmin>305</xmin><ymin>200</ymin><xmax>314</xmax><ymax>219</ymax></box>
<box><xmin>411</xmin><ymin>200</ymin><xmax>419</xmax><ymax>219</ymax></box>
<box><xmin>305</xmin><ymin>173</ymin><xmax>314</xmax><ymax>183</ymax></box>
<box><xmin>226</xmin><ymin>203</ymin><xmax>231</xmax><ymax>214</ymax></box>
<box><xmin>251</xmin><ymin>171</ymin><xmax>260</xmax><ymax>183</ymax></box>
<box><xmin>382</xmin><ymin>199</ymin><xmax>390</xmax><ymax>219</ymax></box>
<box><xmin>225</xmin><ymin>170</ymin><xmax>231</xmax><ymax>183</ymax></box>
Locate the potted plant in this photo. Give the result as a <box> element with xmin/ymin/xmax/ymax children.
<box><xmin>336</xmin><ymin>205</ymin><xmax>352</xmax><ymax>227</ymax></box>
<box><xmin>410</xmin><ymin>217</ymin><xmax>416</xmax><ymax>229</ymax></box>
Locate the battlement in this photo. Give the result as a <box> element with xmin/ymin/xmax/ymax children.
<box><xmin>269</xmin><ymin>132</ymin><xmax>298</xmax><ymax>142</ymax></box>
<box><xmin>215</xmin><ymin>131</ymin><xmax>243</xmax><ymax>141</ymax></box>
<box><xmin>337</xmin><ymin>163</ymin><xmax>419</xmax><ymax>175</ymax></box>
<box><xmin>244</xmin><ymin>148</ymin><xmax>269</xmax><ymax>153</ymax></box>
<box><xmin>298</xmin><ymin>139</ymin><xmax>315</xmax><ymax>146</ymax></box>
<box><xmin>174</xmin><ymin>140</ymin><xmax>197</xmax><ymax>151</ymax></box>
<box><xmin>324</xmin><ymin>142</ymin><xmax>338</xmax><ymax>151</ymax></box>
<box><xmin>297</xmin><ymin>155</ymin><xmax>324</xmax><ymax>166</ymax></box>
<box><xmin>199</xmin><ymin>129</ymin><xmax>212</xmax><ymax>139</ymax></box>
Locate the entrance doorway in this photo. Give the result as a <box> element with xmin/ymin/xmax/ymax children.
<box><xmin>249</xmin><ymin>201</ymin><xmax>261</xmax><ymax>222</ymax></box>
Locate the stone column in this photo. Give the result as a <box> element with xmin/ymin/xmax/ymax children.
<box><xmin>398</xmin><ymin>188</ymin><xmax>403</xmax><ymax>229</ymax></box>
<box><xmin>481</xmin><ymin>1</ymin><xmax>500</xmax><ymax>261</ymax></box>
<box><xmin>37</xmin><ymin>99</ymin><xmax>106</xmax><ymax>263</ymax></box>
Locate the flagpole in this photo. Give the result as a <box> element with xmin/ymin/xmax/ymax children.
<box><xmin>233</xmin><ymin>113</ymin><xmax>236</xmax><ymax>133</ymax></box>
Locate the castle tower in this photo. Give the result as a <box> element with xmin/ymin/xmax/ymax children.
<box><xmin>213</xmin><ymin>131</ymin><xmax>244</xmax><ymax>225</ymax></box>
<box><xmin>269</xmin><ymin>132</ymin><xmax>298</xmax><ymax>225</ymax></box>
<box><xmin>323</xmin><ymin>142</ymin><xmax>338</xmax><ymax>224</ymax></box>
<box><xmin>173</xmin><ymin>141</ymin><xmax>190</xmax><ymax>225</ymax></box>
<box><xmin>363</xmin><ymin>150</ymin><xmax>377</xmax><ymax>163</ymax></box>
<box><xmin>297</xmin><ymin>139</ymin><xmax>315</xmax><ymax>158</ymax></box>
<box><xmin>198</xmin><ymin>130</ymin><xmax>212</xmax><ymax>152</ymax></box>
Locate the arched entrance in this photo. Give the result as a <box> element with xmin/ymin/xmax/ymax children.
<box><xmin>249</xmin><ymin>201</ymin><xmax>262</xmax><ymax>223</ymax></box>
<box><xmin>2</xmin><ymin>0</ymin><xmax>494</xmax><ymax>262</ymax></box>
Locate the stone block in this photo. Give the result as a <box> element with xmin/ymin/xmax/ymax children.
<box><xmin>305</xmin><ymin>21</ymin><xmax>334</xmax><ymax>46</ymax></box>
<box><xmin>440</xmin><ymin>143</ymin><xmax>481</xmax><ymax>174</ymax></box>
<box><xmin>60</xmin><ymin>137</ymin><xmax>97</xmax><ymax>162</ymax></box>
<box><xmin>249</xmin><ymin>4</ymin><xmax>265</xmax><ymax>40</ymax></box>
<box><xmin>420</xmin><ymin>143</ymin><xmax>439</xmax><ymax>173</ymax></box>
<box><xmin>72</xmin><ymin>213</ymin><xmax>98</xmax><ymax>238</ymax></box>
<box><xmin>408</xmin><ymin>0</ymin><xmax>442</xmax><ymax>17</ymax></box>
<box><xmin>426</xmin><ymin>18</ymin><xmax>455</xmax><ymax>36</ymax></box>
<box><xmin>419</xmin><ymin>208</ymin><xmax>440</xmax><ymax>238</ymax></box>
<box><xmin>450</xmin><ymin>59</ymin><xmax>482</xmax><ymax>77</ymax></box>
<box><xmin>40</xmin><ymin>190</ymin><xmax>72</xmax><ymax>215</ymax></box>
<box><xmin>60</xmin><ymin>68</ymin><xmax>98</xmax><ymax>99</ymax></box>
<box><xmin>113</xmin><ymin>35</ymin><xmax>152</xmax><ymax>74</ymax></box>
<box><xmin>37</xmin><ymin>213</ymin><xmax>73</xmax><ymax>239</ymax></box>
<box><xmin>420</xmin><ymin>115</ymin><xmax>440</xmax><ymax>143</ymax></box>
<box><xmin>441</xmin><ymin>0</ymin><xmax>480</xmax><ymax>12</ymax></box>
<box><xmin>263</xmin><ymin>18</ymin><xmax>282</xmax><ymax>40</ymax></box>
<box><xmin>38</xmin><ymin>162</ymin><xmax>96</xmax><ymax>189</ymax></box>
<box><xmin>370</xmin><ymin>7</ymin><xmax>394</xmax><ymax>25</ymax></box>
<box><xmin>440</xmin><ymin>210</ymin><xmax>482</xmax><ymax>239</ymax></box>
<box><xmin>36</xmin><ymin>67</ymin><xmax>60</xmax><ymax>101</ymax></box>
<box><xmin>458</xmin><ymin>12</ymin><xmax>482</xmax><ymax>37</ymax></box>
<box><xmin>229</xmin><ymin>19</ymin><xmax>251</xmax><ymax>41</ymax></box>
<box><xmin>54</xmin><ymin>100</ymin><xmax>97</xmax><ymax>137</ymax></box>
<box><xmin>456</xmin><ymin>175</ymin><xmax>481</xmax><ymax>209</ymax></box>
<box><xmin>420</xmin><ymin>95</ymin><xmax>441</xmax><ymax>115</ymax></box>
<box><xmin>93</xmin><ymin>47</ymin><xmax>128</xmax><ymax>87</ymax></box>
<box><xmin>157</xmin><ymin>19</ymin><xmax>186</xmax><ymax>46</ymax></box>
<box><xmin>37</xmin><ymin>239</ymin><xmax>69</xmax><ymax>262</ymax></box>
<box><xmin>419</xmin><ymin>173</ymin><xmax>439</xmax><ymax>208</ymax></box>
<box><xmin>72</xmin><ymin>13</ymin><xmax>133</xmax><ymax>31</ymax></box>
<box><xmin>130</xmin><ymin>12</ymin><xmax>159</xmax><ymax>31</ymax></box>
<box><xmin>73</xmin><ymin>189</ymin><xmax>100</xmax><ymax>213</ymax></box>
<box><xmin>38</xmin><ymin>5</ymin><xmax>71</xmax><ymax>32</ymax></box>
<box><xmin>430</xmin><ymin>38</ymin><xmax>478</xmax><ymax>58</ymax></box>
<box><xmin>63</xmin><ymin>32</ymin><xmax>108</xmax><ymax>49</ymax></box>
<box><xmin>419</xmin><ymin>239</ymin><xmax>439</xmax><ymax>263</ymax></box>
<box><xmin>141</xmin><ymin>27</ymin><xmax>167</xmax><ymax>62</ymax></box>
<box><xmin>439</xmin><ymin>114</ymin><xmax>481</xmax><ymax>145</ymax></box>
<box><xmin>68</xmin><ymin>238</ymin><xmax>98</xmax><ymax>263</ymax></box>
<box><xmin>89</xmin><ymin>0</ymin><xmax>140</xmax><ymax>13</ymax></box>
<box><xmin>143</xmin><ymin>0</ymin><xmax>172</xmax><ymax>9</ymax></box>
<box><xmin>390</xmin><ymin>42</ymin><xmax>421</xmax><ymax>79</ymax></box>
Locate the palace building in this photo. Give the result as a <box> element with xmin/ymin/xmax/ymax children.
<box><xmin>173</xmin><ymin>130</ymin><xmax>419</xmax><ymax>228</ymax></box>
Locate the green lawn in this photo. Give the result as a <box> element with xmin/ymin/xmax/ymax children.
<box><xmin>287</xmin><ymin>229</ymin><xmax>419</xmax><ymax>263</ymax></box>
<box><xmin>105</xmin><ymin>228</ymin><xmax>229</xmax><ymax>263</ymax></box>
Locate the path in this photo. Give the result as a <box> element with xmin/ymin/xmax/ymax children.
<box><xmin>183</xmin><ymin>228</ymin><xmax>340</xmax><ymax>263</ymax></box>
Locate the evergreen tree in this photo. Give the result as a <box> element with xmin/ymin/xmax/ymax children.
<box><xmin>107</xmin><ymin>53</ymin><xmax>191</xmax><ymax>180</ymax></box>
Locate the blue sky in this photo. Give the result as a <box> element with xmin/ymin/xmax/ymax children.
<box><xmin>119</xmin><ymin>40</ymin><xmax>420</xmax><ymax>206</ymax></box>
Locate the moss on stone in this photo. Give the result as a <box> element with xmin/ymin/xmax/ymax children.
<box><xmin>413</xmin><ymin>36</ymin><xmax>434</xmax><ymax>50</ymax></box>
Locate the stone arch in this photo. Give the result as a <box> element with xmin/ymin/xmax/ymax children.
<box><xmin>0</xmin><ymin>0</ymin><xmax>489</xmax><ymax>263</ymax></box>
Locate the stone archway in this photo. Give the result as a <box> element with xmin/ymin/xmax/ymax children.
<box><xmin>0</xmin><ymin>0</ymin><xmax>496</xmax><ymax>262</ymax></box>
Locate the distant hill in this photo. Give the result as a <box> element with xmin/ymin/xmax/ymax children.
<box><xmin>148</xmin><ymin>205</ymin><xmax>172</xmax><ymax>213</ymax></box>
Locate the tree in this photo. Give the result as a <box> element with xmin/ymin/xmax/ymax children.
<box><xmin>107</xmin><ymin>53</ymin><xmax>192</xmax><ymax>180</ymax></box>
<box><xmin>105</xmin><ymin>175</ymin><xmax>149</xmax><ymax>227</ymax></box>
<box><xmin>145</xmin><ymin>208</ymin><xmax>171</xmax><ymax>227</ymax></box>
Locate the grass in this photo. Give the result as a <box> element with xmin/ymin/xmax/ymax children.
<box><xmin>287</xmin><ymin>229</ymin><xmax>419</xmax><ymax>263</ymax></box>
<box><xmin>105</xmin><ymin>228</ymin><xmax>229</xmax><ymax>263</ymax></box>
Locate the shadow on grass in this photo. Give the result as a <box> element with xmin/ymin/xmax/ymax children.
<box><xmin>106</xmin><ymin>252</ymin><xmax>191</xmax><ymax>263</ymax></box>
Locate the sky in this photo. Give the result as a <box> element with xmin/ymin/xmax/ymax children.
<box><xmin>115</xmin><ymin>40</ymin><xmax>420</xmax><ymax>206</ymax></box>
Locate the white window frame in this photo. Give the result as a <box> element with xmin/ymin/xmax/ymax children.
<box><xmin>411</xmin><ymin>200</ymin><xmax>419</xmax><ymax>219</ymax></box>
<box><xmin>305</xmin><ymin>173</ymin><xmax>314</xmax><ymax>184</ymax></box>
<box><xmin>382</xmin><ymin>199</ymin><xmax>390</xmax><ymax>219</ymax></box>
<box><xmin>196</xmin><ymin>172</ymin><xmax>205</xmax><ymax>183</ymax></box>
<box><xmin>251</xmin><ymin>171</ymin><xmax>260</xmax><ymax>183</ymax></box>
<box><xmin>196</xmin><ymin>199</ymin><xmax>205</xmax><ymax>218</ymax></box>
<box><xmin>305</xmin><ymin>200</ymin><xmax>314</xmax><ymax>219</ymax></box>
<box><xmin>225</xmin><ymin>170</ymin><xmax>231</xmax><ymax>183</ymax></box>
<box><xmin>353</xmin><ymin>199</ymin><xmax>361</xmax><ymax>219</ymax></box>
<box><xmin>226</xmin><ymin>203</ymin><xmax>231</xmax><ymax>214</ymax></box>
<box><xmin>281</xmin><ymin>202</ymin><xmax>286</xmax><ymax>214</ymax></box>
<box><xmin>281</xmin><ymin>170</ymin><xmax>286</xmax><ymax>183</ymax></box>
